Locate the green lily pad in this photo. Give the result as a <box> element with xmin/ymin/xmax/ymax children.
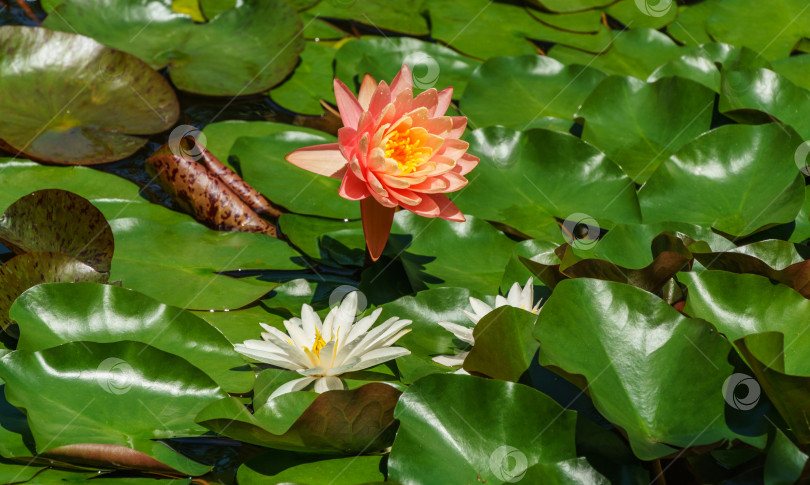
<box><xmin>0</xmin><ymin>341</ymin><xmax>225</xmax><ymax>475</ymax></box>
<box><xmin>228</xmin><ymin>133</ymin><xmax>360</xmax><ymax>219</ymax></box>
<box><xmin>379</xmin><ymin>287</ymin><xmax>483</xmax><ymax>383</ymax></box>
<box><xmin>0</xmin><ymin>380</ymin><xmax>35</xmax><ymax>458</ymax></box>
<box><xmin>453</xmin><ymin>127</ymin><xmax>642</xmax><ymax>240</ymax></box>
<box><xmin>196</xmin><ymin>383</ymin><xmax>401</xmax><ymax>453</ymax></box>
<box><xmin>388</xmin><ymin>373</ymin><xmax>609</xmax><ymax>484</ymax></box>
<box><xmin>720</xmin><ymin>68</ymin><xmax>810</xmax><ymax>139</ymax></box>
<box><xmin>764</xmin><ymin>428</ymin><xmax>808</xmax><ymax>484</ymax></box>
<box><xmin>381</xmin><ymin>211</ymin><xmax>516</xmax><ymax>294</ymax></box>
<box><xmin>647</xmin><ymin>43</ymin><xmax>743</xmax><ymax>92</ymax></box>
<box><xmin>463</xmin><ymin>306</ymin><xmax>539</xmax><ymax>382</ymax></box>
<box><xmin>426</xmin><ymin>0</ymin><xmax>543</xmax><ymax>59</ymax></box>
<box><xmin>638</xmin><ymin>124</ymin><xmax>805</xmax><ymax>237</ymax></box>
<box><xmin>43</xmin><ymin>0</ymin><xmax>304</xmax><ymax>96</ymax></box>
<box><xmin>530</xmin><ymin>0</ymin><xmax>613</xmax><ymax>12</ymax></box>
<box><xmin>549</xmin><ymin>28</ymin><xmax>683</xmax><ymax>79</ymax></box>
<box><xmin>0</xmin><ymin>26</ymin><xmax>178</xmax><ymax>165</ymax></box>
<box><xmin>535</xmin><ymin>278</ymin><xmax>739</xmax><ymax>460</ymax></box>
<box><xmin>200</xmin><ymin>121</ymin><xmax>330</xmax><ymax>165</ymax></box>
<box><xmin>301</xmin><ymin>0</ymin><xmax>428</xmax><ymax>36</ymax></box>
<box><xmin>11</xmin><ymin>282</ymin><xmax>254</xmax><ymax>393</ymax></box>
<box><xmin>603</xmin><ymin>0</ymin><xmax>678</xmax><ymax>30</ymax></box>
<box><xmin>706</xmin><ymin>0</ymin><xmax>810</xmax><ymax>60</ymax></box>
<box><xmin>772</xmin><ymin>54</ymin><xmax>810</xmax><ymax>90</ymax></box>
<box><xmin>109</xmin><ymin>217</ymin><xmax>304</xmax><ymax>310</ymax></box>
<box><xmin>0</xmin><ymin>252</ymin><xmax>108</xmax><ymax>329</ymax></box>
<box><xmin>460</xmin><ymin>55</ymin><xmax>606</xmax><ymax>129</ymax></box>
<box><xmin>335</xmin><ymin>37</ymin><xmax>481</xmax><ymax>97</ymax></box>
<box><xmin>269</xmin><ymin>41</ymin><xmax>336</xmax><ymax>116</ymax></box>
<box><xmin>0</xmin><ymin>161</ymin><xmax>143</xmax><ymax>213</ymax></box>
<box><xmin>668</xmin><ymin>0</ymin><xmax>720</xmax><ymax>46</ymax></box>
<box><xmin>578</xmin><ymin>75</ymin><xmax>715</xmax><ymax>182</ymax></box>
<box><xmin>0</xmin><ymin>189</ymin><xmax>114</xmax><ymax>273</ymax></box>
<box><xmin>237</xmin><ymin>451</ymin><xmax>385</xmax><ymax>484</ymax></box>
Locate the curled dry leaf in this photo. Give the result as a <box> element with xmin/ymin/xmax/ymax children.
<box><xmin>0</xmin><ymin>189</ymin><xmax>114</xmax><ymax>273</ymax></box>
<box><xmin>146</xmin><ymin>145</ymin><xmax>277</xmax><ymax>237</ymax></box>
<box><xmin>43</xmin><ymin>444</ymin><xmax>179</xmax><ymax>474</ymax></box>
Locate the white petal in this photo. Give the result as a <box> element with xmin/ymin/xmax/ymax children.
<box><xmin>284</xmin><ymin>319</ymin><xmax>310</xmax><ymax>348</ymax></box>
<box><xmin>300</xmin><ymin>304</ymin><xmax>321</xmax><ymax>342</ymax></box>
<box><xmin>432</xmin><ymin>352</ymin><xmax>468</xmax><ymax>367</ymax></box>
<box><xmin>318</xmin><ymin>340</ymin><xmax>338</xmax><ymax>370</ymax></box>
<box><xmin>346</xmin><ymin>307</ymin><xmax>383</xmax><ymax>343</ymax></box>
<box><xmin>468</xmin><ymin>297</ymin><xmax>492</xmax><ymax>317</ymax></box>
<box><xmin>341</xmin><ymin>346</ymin><xmax>411</xmax><ymax>373</ymax></box>
<box><xmin>520</xmin><ymin>277</ymin><xmax>533</xmax><ymax>308</ymax></box>
<box><xmin>506</xmin><ymin>281</ymin><xmax>522</xmax><ymax>305</ymax></box>
<box><xmin>314</xmin><ymin>376</ymin><xmax>345</xmax><ymax>393</ymax></box>
<box><xmin>321</xmin><ymin>307</ymin><xmax>337</xmax><ymax>340</ymax></box>
<box><xmin>234</xmin><ymin>343</ymin><xmax>301</xmax><ymax>370</ymax></box>
<box><xmin>344</xmin><ymin>319</ymin><xmax>411</xmax><ymax>362</ymax></box>
<box><xmin>266</xmin><ymin>376</ymin><xmax>316</xmax><ymax>402</ymax></box>
<box><xmin>494</xmin><ymin>294</ymin><xmax>509</xmax><ymax>308</ymax></box>
<box><xmin>381</xmin><ymin>328</ymin><xmax>412</xmax><ymax>347</ymax></box>
<box><xmin>462</xmin><ymin>310</ymin><xmax>482</xmax><ymax>324</ymax></box>
<box><xmin>437</xmin><ymin>321</ymin><xmax>475</xmax><ymax>344</ymax></box>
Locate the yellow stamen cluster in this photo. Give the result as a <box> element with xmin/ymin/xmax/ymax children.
<box><xmin>384</xmin><ymin>129</ymin><xmax>432</xmax><ymax>175</ymax></box>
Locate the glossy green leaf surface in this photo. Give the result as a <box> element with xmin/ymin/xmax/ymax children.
<box><xmin>44</xmin><ymin>0</ymin><xmax>304</xmax><ymax>96</ymax></box>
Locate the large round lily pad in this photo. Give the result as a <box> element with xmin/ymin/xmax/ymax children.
<box><xmin>0</xmin><ymin>26</ymin><xmax>179</xmax><ymax>165</ymax></box>
<box><xmin>43</xmin><ymin>0</ymin><xmax>304</xmax><ymax>96</ymax></box>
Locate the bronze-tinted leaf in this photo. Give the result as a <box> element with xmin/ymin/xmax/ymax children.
<box><xmin>0</xmin><ymin>251</ymin><xmax>107</xmax><ymax>328</ymax></box>
<box><xmin>0</xmin><ymin>189</ymin><xmax>114</xmax><ymax>272</ymax></box>
<box><xmin>145</xmin><ymin>154</ymin><xmax>276</xmax><ymax>237</ymax></box>
<box><xmin>196</xmin><ymin>383</ymin><xmax>401</xmax><ymax>454</ymax></box>
<box><xmin>521</xmin><ymin>232</ymin><xmax>693</xmax><ymax>294</ymax></box>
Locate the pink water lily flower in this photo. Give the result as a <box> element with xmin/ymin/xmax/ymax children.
<box><xmin>286</xmin><ymin>64</ymin><xmax>478</xmax><ymax>261</ymax></box>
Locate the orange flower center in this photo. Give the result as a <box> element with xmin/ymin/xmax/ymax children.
<box><xmin>384</xmin><ymin>129</ymin><xmax>432</xmax><ymax>175</ymax></box>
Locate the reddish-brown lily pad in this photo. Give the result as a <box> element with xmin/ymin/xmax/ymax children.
<box><xmin>196</xmin><ymin>383</ymin><xmax>401</xmax><ymax>454</ymax></box>
<box><xmin>0</xmin><ymin>189</ymin><xmax>114</xmax><ymax>273</ymax></box>
<box><xmin>0</xmin><ymin>26</ymin><xmax>179</xmax><ymax>165</ymax></box>
<box><xmin>0</xmin><ymin>252</ymin><xmax>107</xmax><ymax>328</ymax></box>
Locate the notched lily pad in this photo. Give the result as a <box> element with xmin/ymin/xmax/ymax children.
<box><xmin>0</xmin><ymin>26</ymin><xmax>179</xmax><ymax>165</ymax></box>
<box><xmin>196</xmin><ymin>383</ymin><xmax>401</xmax><ymax>453</ymax></box>
<box><xmin>0</xmin><ymin>189</ymin><xmax>114</xmax><ymax>273</ymax></box>
<box><xmin>463</xmin><ymin>306</ymin><xmax>539</xmax><ymax>382</ymax></box>
<box><xmin>0</xmin><ymin>252</ymin><xmax>107</xmax><ymax>329</ymax></box>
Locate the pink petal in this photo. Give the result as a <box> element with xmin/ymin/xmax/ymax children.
<box><xmin>390</xmin><ymin>64</ymin><xmax>413</xmax><ymax>95</ymax></box>
<box><xmin>337</xmin><ymin>127</ymin><xmax>357</xmax><ymax>162</ymax></box>
<box><xmin>417</xmin><ymin>117</ymin><xmax>453</xmax><ymax>137</ymax></box>
<box><xmin>381</xmin><ymin>173</ymin><xmax>413</xmax><ymax>189</ymax></box>
<box><xmin>333</xmin><ymin>78</ymin><xmax>363</xmax><ymax>129</ymax></box>
<box><xmin>436</xmin><ymin>138</ymin><xmax>469</xmax><ymax>159</ymax></box>
<box><xmin>286</xmin><ymin>143</ymin><xmax>348</xmax><ymax>178</ymax></box>
<box><xmin>357</xmin><ymin>74</ymin><xmax>378</xmax><ymax>110</ymax></box>
<box><xmin>368</xmin><ymin>147</ymin><xmax>387</xmax><ymax>173</ymax></box>
<box><xmin>411</xmin><ymin>88</ymin><xmax>439</xmax><ymax>113</ymax></box>
<box><xmin>369</xmin><ymin>81</ymin><xmax>392</xmax><ymax>117</ymax></box>
<box><xmin>404</xmin><ymin>192</ymin><xmax>440</xmax><ymax>218</ymax></box>
<box><xmin>452</xmin><ymin>153</ymin><xmax>479</xmax><ymax>176</ymax></box>
<box><xmin>338</xmin><ymin>170</ymin><xmax>371</xmax><ymax>200</ymax></box>
<box><xmin>431</xmin><ymin>194</ymin><xmax>465</xmax><ymax>222</ymax></box>
<box><xmin>448</xmin><ymin>116</ymin><xmax>468</xmax><ymax>139</ymax></box>
<box><xmin>361</xmin><ymin>197</ymin><xmax>396</xmax><ymax>262</ymax></box>
<box><xmin>389</xmin><ymin>188</ymin><xmax>422</xmax><ymax>206</ymax></box>
<box><xmin>435</xmin><ymin>87</ymin><xmax>453</xmax><ymax>117</ymax></box>
<box><xmin>409</xmin><ymin>177</ymin><xmax>448</xmax><ymax>193</ymax></box>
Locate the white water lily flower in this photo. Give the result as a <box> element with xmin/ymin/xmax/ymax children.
<box><xmin>234</xmin><ymin>292</ymin><xmax>411</xmax><ymax>401</ymax></box>
<box><xmin>433</xmin><ymin>278</ymin><xmax>541</xmax><ymax>371</ymax></box>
